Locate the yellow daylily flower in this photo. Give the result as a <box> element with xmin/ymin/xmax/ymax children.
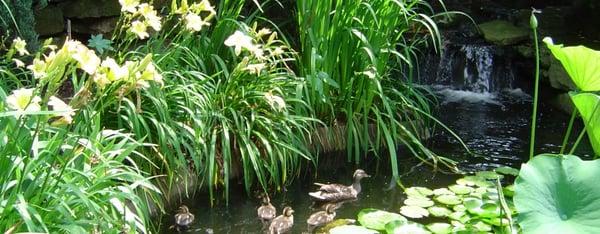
<box><xmin>102</xmin><ymin>58</ymin><xmax>129</xmax><ymax>82</ymax></box>
<box><xmin>72</xmin><ymin>48</ymin><xmax>101</xmax><ymax>75</ymax></box>
<box><xmin>244</xmin><ymin>63</ymin><xmax>266</xmax><ymax>75</ymax></box>
<box><xmin>224</xmin><ymin>30</ymin><xmax>255</xmax><ymax>56</ymax></box>
<box><xmin>264</xmin><ymin>92</ymin><xmax>286</xmax><ymax>112</ymax></box>
<box><xmin>12</xmin><ymin>59</ymin><xmax>25</xmax><ymax>68</ymax></box>
<box><xmin>12</xmin><ymin>38</ymin><xmax>29</xmax><ymax>56</ymax></box>
<box><xmin>48</xmin><ymin>96</ymin><xmax>76</xmax><ymax>124</ymax></box>
<box><xmin>119</xmin><ymin>0</ymin><xmax>139</xmax><ymax>13</ymax></box>
<box><xmin>27</xmin><ymin>58</ymin><xmax>47</xmax><ymax>79</ymax></box>
<box><xmin>184</xmin><ymin>13</ymin><xmax>210</xmax><ymax>32</ymax></box>
<box><xmin>130</xmin><ymin>20</ymin><xmax>149</xmax><ymax>39</ymax></box>
<box><xmin>5</xmin><ymin>88</ymin><xmax>41</xmax><ymax>112</ymax></box>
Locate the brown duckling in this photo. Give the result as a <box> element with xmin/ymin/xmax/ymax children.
<box><xmin>257</xmin><ymin>194</ymin><xmax>276</xmax><ymax>224</ymax></box>
<box><xmin>308</xmin><ymin>169</ymin><xmax>370</xmax><ymax>202</ymax></box>
<box><xmin>268</xmin><ymin>206</ymin><xmax>294</xmax><ymax>234</ymax></box>
<box><xmin>174</xmin><ymin>205</ymin><xmax>194</xmax><ymax>231</ymax></box>
<box><xmin>307</xmin><ymin>203</ymin><xmax>337</xmax><ymax>233</ymax></box>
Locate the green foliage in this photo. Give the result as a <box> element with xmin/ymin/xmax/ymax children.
<box><xmin>514</xmin><ymin>154</ymin><xmax>600</xmax><ymax>234</ymax></box>
<box><xmin>88</xmin><ymin>34</ymin><xmax>114</xmax><ymax>54</ymax></box>
<box><xmin>570</xmin><ymin>93</ymin><xmax>600</xmax><ymax>156</ymax></box>
<box><xmin>0</xmin><ymin>0</ymin><xmax>38</xmax><ymax>50</ymax></box>
<box><xmin>544</xmin><ymin>38</ymin><xmax>600</xmax><ymax>92</ymax></box>
<box><xmin>358</xmin><ymin>208</ymin><xmax>407</xmax><ymax>231</ymax></box>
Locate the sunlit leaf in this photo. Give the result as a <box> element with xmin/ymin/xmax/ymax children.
<box><xmin>400</xmin><ymin>206</ymin><xmax>429</xmax><ymax>219</ymax></box>
<box><xmin>570</xmin><ymin>93</ymin><xmax>600</xmax><ymax>156</ymax></box>
<box><xmin>544</xmin><ymin>37</ymin><xmax>600</xmax><ymax>91</ymax></box>
<box><xmin>357</xmin><ymin>208</ymin><xmax>407</xmax><ymax>231</ymax></box>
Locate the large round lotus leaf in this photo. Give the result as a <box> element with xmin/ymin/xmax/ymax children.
<box><xmin>426</xmin><ymin>222</ymin><xmax>452</xmax><ymax>234</ymax></box>
<box><xmin>514</xmin><ymin>154</ymin><xmax>600</xmax><ymax>233</ymax></box>
<box><xmin>433</xmin><ymin>188</ymin><xmax>454</xmax><ymax>196</ymax></box>
<box><xmin>404</xmin><ymin>197</ymin><xmax>434</xmax><ymax>207</ymax></box>
<box><xmin>494</xmin><ymin>166</ymin><xmax>520</xmax><ymax>176</ymax></box>
<box><xmin>329</xmin><ymin>225</ymin><xmax>378</xmax><ymax>234</ymax></box>
<box><xmin>405</xmin><ymin>187</ymin><xmax>434</xmax><ymax>197</ymax></box>
<box><xmin>385</xmin><ymin>220</ymin><xmax>430</xmax><ymax>234</ymax></box>
<box><xmin>435</xmin><ymin>194</ymin><xmax>461</xmax><ymax>205</ymax></box>
<box><xmin>357</xmin><ymin>208</ymin><xmax>407</xmax><ymax>231</ymax></box>
<box><xmin>400</xmin><ymin>206</ymin><xmax>429</xmax><ymax>218</ymax></box>
<box><xmin>428</xmin><ymin>206</ymin><xmax>452</xmax><ymax>217</ymax></box>
<box><xmin>448</xmin><ymin>184</ymin><xmax>472</xmax><ymax>195</ymax></box>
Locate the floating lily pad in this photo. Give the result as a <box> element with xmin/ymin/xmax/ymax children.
<box><xmin>435</xmin><ymin>194</ymin><xmax>461</xmax><ymax>205</ymax></box>
<box><xmin>404</xmin><ymin>197</ymin><xmax>434</xmax><ymax>207</ymax></box>
<box><xmin>433</xmin><ymin>188</ymin><xmax>454</xmax><ymax>196</ymax></box>
<box><xmin>405</xmin><ymin>187</ymin><xmax>434</xmax><ymax>197</ymax></box>
<box><xmin>514</xmin><ymin>154</ymin><xmax>600</xmax><ymax>233</ymax></box>
<box><xmin>317</xmin><ymin>219</ymin><xmax>357</xmax><ymax>233</ymax></box>
<box><xmin>400</xmin><ymin>206</ymin><xmax>429</xmax><ymax>219</ymax></box>
<box><xmin>428</xmin><ymin>206</ymin><xmax>452</xmax><ymax>217</ymax></box>
<box><xmin>357</xmin><ymin>208</ymin><xmax>407</xmax><ymax>231</ymax></box>
<box><xmin>471</xmin><ymin>221</ymin><xmax>492</xmax><ymax>232</ymax></box>
<box><xmin>386</xmin><ymin>221</ymin><xmax>430</xmax><ymax>234</ymax></box>
<box><xmin>452</xmin><ymin>204</ymin><xmax>466</xmax><ymax>212</ymax></box>
<box><xmin>426</xmin><ymin>222</ymin><xmax>452</xmax><ymax>234</ymax></box>
<box><xmin>329</xmin><ymin>225</ymin><xmax>378</xmax><ymax>234</ymax></box>
<box><xmin>463</xmin><ymin>197</ymin><xmax>501</xmax><ymax>218</ymax></box>
<box><xmin>503</xmin><ymin>185</ymin><xmax>515</xmax><ymax>197</ymax></box>
<box><xmin>484</xmin><ymin>217</ymin><xmax>511</xmax><ymax>227</ymax></box>
<box><xmin>457</xmin><ymin>176</ymin><xmax>493</xmax><ymax>187</ymax></box>
<box><xmin>476</xmin><ymin>171</ymin><xmax>503</xmax><ymax>180</ymax></box>
<box><xmin>448</xmin><ymin>184</ymin><xmax>472</xmax><ymax>195</ymax></box>
<box><xmin>494</xmin><ymin>166</ymin><xmax>520</xmax><ymax>176</ymax></box>
<box><xmin>448</xmin><ymin>211</ymin><xmax>470</xmax><ymax>223</ymax></box>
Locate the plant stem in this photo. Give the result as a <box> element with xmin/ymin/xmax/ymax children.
<box><xmin>560</xmin><ymin>109</ymin><xmax>578</xmax><ymax>154</ymax></box>
<box><xmin>529</xmin><ymin>13</ymin><xmax>541</xmax><ymax>160</ymax></box>
<box><xmin>569</xmin><ymin>128</ymin><xmax>587</xmax><ymax>155</ymax></box>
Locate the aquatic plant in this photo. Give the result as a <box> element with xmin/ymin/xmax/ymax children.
<box><xmin>514</xmin><ymin>154</ymin><xmax>600</xmax><ymax>233</ymax></box>
<box><xmin>296</xmin><ymin>0</ymin><xmax>457</xmax><ymax>183</ymax></box>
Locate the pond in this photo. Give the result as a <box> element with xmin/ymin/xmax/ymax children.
<box><xmin>159</xmin><ymin>87</ymin><xmax>593</xmax><ymax>233</ymax></box>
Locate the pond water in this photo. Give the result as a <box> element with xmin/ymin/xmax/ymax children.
<box><xmin>159</xmin><ymin>86</ymin><xmax>593</xmax><ymax>233</ymax></box>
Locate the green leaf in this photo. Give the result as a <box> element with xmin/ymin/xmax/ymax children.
<box><xmin>448</xmin><ymin>184</ymin><xmax>472</xmax><ymax>195</ymax></box>
<box><xmin>400</xmin><ymin>206</ymin><xmax>429</xmax><ymax>219</ymax></box>
<box><xmin>514</xmin><ymin>154</ymin><xmax>600</xmax><ymax>233</ymax></box>
<box><xmin>475</xmin><ymin>171</ymin><xmax>503</xmax><ymax>180</ymax></box>
<box><xmin>494</xmin><ymin>166</ymin><xmax>520</xmax><ymax>176</ymax></box>
<box><xmin>404</xmin><ymin>197</ymin><xmax>435</xmax><ymax>207</ymax></box>
<box><xmin>426</xmin><ymin>222</ymin><xmax>452</xmax><ymax>234</ymax></box>
<box><xmin>570</xmin><ymin>93</ymin><xmax>600</xmax><ymax>156</ymax></box>
<box><xmin>432</xmin><ymin>188</ymin><xmax>454</xmax><ymax>196</ymax></box>
<box><xmin>405</xmin><ymin>187</ymin><xmax>434</xmax><ymax>197</ymax></box>
<box><xmin>435</xmin><ymin>194</ymin><xmax>462</xmax><ymax>205</ymax></box>
<box><xmin>385</xmin><ymin>221</ymin><xmax>430</xmax><ymax>234</ymax></box>
<box><xmin>87</xmin><ymin>34</ymin><xmax>113</xmax><ymax>54</ymax></box>
<box><xmin>544</xmin><ymin>37</ymin><xmax>600</xmax><ymax>91</ymax></box>
<box><xmin>428</xmin><ymin>206</ymin><xmax>452</xmax><ymax>217</ymax></box>
<box><xmin>329</xmin><ymin>225</ymin><xmax>378</xmax><ymax>234</ymax></box>
<box><xmin>357</xmin><ymin>208</ymin><xmax>407</xmax><ymax>231</ymax></box>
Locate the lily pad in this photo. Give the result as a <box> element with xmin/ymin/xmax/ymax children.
<box><xmin>426</xmin><ymin>223</ymin><xmax>452</xmax><ymax>234</ymax></box>
<box><xmin>452</xmin><ymin>204</ymin><xmax>466</xmax><ymax>212</ymax></box>
<box><xmin>404</xmin><ymin>197</ymin><xmax>434</xmax><ymax>207</ymax></box>
<box><xmin>317</xmin><ymin>219</ymin><xmax>357</xmax><ymax>233</ymax></box>
<box><xmin>494</xmin><ymin>166</ymin><xmax>520</xmax><ymax>176</ymax></box>
<box><xmin>503</xmin><ymin>185</ymin><xmax>515</xmax><ymax>197</ymax></box>
<box><xmin>329</xmin><ymin>225</ymin><xmax>378</xmax><ymax>234</ymax></box>
<box><xmin>448</xmin><ymin>211</ymin><xmax>470</xmax><ymax>223</ymax></box>
<box><xmin>385</xmin><ymin>221</ymin><xmax>430</xmax><ymax>234</ymax></box>
<box><xmin>457</xmin><ymin>176</ymin><xmax>493</xmax><ymax>187</ymax></box>
<box><xmin>544</xmin><ymin>37</ymin><xmax>600</xmax><ymax>91</ymax></box>
<box><xmin>433</xmin><ymin>188</ymin><xmax>454</xmax><ymax>196</ymax></box>
<box><xmin>471</xmin><ymin>221</ymin><xmax>492</xmax><ymax>232</ymax></box>
<box><xmin>357</xmin><ymin>208</ymin><xmax>407</xmax><ymax>231</ymax></box>
<box><xmin>405</xmin><ymin>187</ymin><xmax>434</xmax><ymax>197</ymax></box>
<box><xmin>400</xmin><ymin>206</ymin><xmax>429</xmax><ymax>219</ymax></box>
<box><xmin>464</xmin><ymin>197</ymin><xmax>501</xmax><ymax>218</ymax></box>
<box><xmin>475</xmin><ymin>171</ymin><xmax>503</xmax><ymax>180</ymax></box>
<box><xmin>448</xmin><ymin>184</ymin><xmax>472</xmax><ymax>195</ymax></box>
<box><xmin>514</xmin><ymin>154</ymin><xmax>600</xmax><ymax>233</ymax></box>
<box><xmin>435</xmin><ymin>194</ymin><xmax>462</xmax><ymax>205</ymax></box>
<box><xmin>428</xmin><ymin>206</ymin><xmax>452</xmax><ymax>217</ymax></box>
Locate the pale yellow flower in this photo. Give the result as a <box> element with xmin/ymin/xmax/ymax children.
<box><xmin>119</xmin><ymin>0</ymin><xmax>139</xmax><ymax>13</ymax></box>
<box><xmin>12</xmin><ymin>59</ymin><xmax>25</xmax><ymax>68</ymax></box>
<box><xmin>224</xmin><ymin>30</ymin><xmax>255</xmax><ymax>56</ymax></box>
<box><xmin>244</xmin><ymin>63</ymin><xmax>266</xmax><ymax>75</ymax></box>
<box><xmin>190</xmin><ymin>0</ymin><xmax>216</xmax><ymax>15</ymax></box>
<box><xmin>72</xmin><ymin>48</ymin><xmax>101</xmax><ymax>75</ymax></box>
<box><xmin>138</xmin><ymin>4</ymin><xmax>162</xmax><ymax>31</ymax></box>
<box><xmin>12</xmin><ymin>38</ymin><xmax>29</xmax><ymax>56</ymax></box>
<box><xmin>93</xmin><ymin>73</ymin><xmax>111</xmax><ymax>88</ymax></box>
<box><xmin>136</xmin><ymin>63</ymin><xmax>163</xmax><ymax>88</ymax></box>
<box><xmin>102</xmin><ymin>58</ymin><xmax>129</xmax><ymax>82</ymax></box>
<box><xmin>130</xmin><ymin>20</ymin><xmax>149</xmax><ymax>39</ymax></box>
<box><xmin>184</xmin><ymin>13</ymin><xmax>209</xmax><ymax>32</ymax></box>
<box><xmin>5</xmin><ymin>88</ymin><xmax>41</xmax><ymax>112</ymax></box>
<box><xmin>27</xmin><ymin>58</ymin><xmax>47</xmax><ymax>79</ymax></box>
<box><xmin>256</xmin><ymin>28</ymin><xmax>272</xmax><ymax>38</ymax></box>
<box><xmin>270</xmin><ymin>47</ymin><xmax>285</xmax><ymax>57</ymax></box>
<box><xmin>63</xmin><ymin>40</ymin><xmax>84</xmax><ymax>55</ymax></box>
<box><xmin>146</xmin><ymin>13</ymin><xmax>162</xmax><ymax>31</ymax></box>
<box><xmin>264</xmin><ymin>92</ymin><xmax>286</xmax><ymax>111</ymax></box>
<box><xmin>48</xmin><ymin>96</ymin><xmax>75</xmax><ymax>124</ymax></box>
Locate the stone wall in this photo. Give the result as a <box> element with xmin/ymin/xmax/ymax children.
<box><xmin>35</xmin><ymin>0</ymin><xmax>121</xmax><ymax>38</ymax></box>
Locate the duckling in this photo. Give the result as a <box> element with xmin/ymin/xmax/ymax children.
<box><xmin>268</xmin><ymin>206</ymin><xmax>294</xmax><ymax>234</ymax></box>
<box><xmin>257</xmin><ymin>194</ymin><xmax>276</xmax><ymax>224</ymax></box>
<box><xmin>307</xmin><ymin>203</ymin><xmax>337</xmax><ymax>233</ymax></box>
<box><xmin>308</xmin><ymin>169</ymin><xmax>370</xmax><ymax>202</ymax></box>
<box><xmin>174</xmin><ymin>205</ymin><xmax>194</xmax><ymax>232</ymax></box>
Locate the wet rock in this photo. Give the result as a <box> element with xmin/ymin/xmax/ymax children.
<box><xmin>552</xmin><ymin>93</ymin><xmax>575</xmax><ymax>114</ymax></box>
<box><xmin>478</xmin><ymin>20</ymin><xmax>529</xmax><ymax>46</ymax></box>
<box><xmin>71</xmin><ymin>17</ymin><xmax>118</xmax><ymax>35</ymax></box>
<box><xmin>544</xmin><ymin>57</ymin><xmax>576</xmax><ymax>91</ymax></box>
<box><xmin>61</xmin><ymin>0</ymin><xmax>120</xmax><ymax>19</ymax></box>
<box><xmin>35</xmin><ymin>5</ymin><xmax>64</xmax><ymax>36</ymax></box>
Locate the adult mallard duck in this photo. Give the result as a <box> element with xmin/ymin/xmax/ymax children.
<box><xmin>173</xmin><ymin>205</ymin><xmax>194</xmax><ymax>231</ymax></box>
<box><xmin>307</xmin><ymin>203</ymin><xmax>337</xmax><ymax>232</ymax></box>
<box><xmin>308</xmin><ymin>169</ymin><xmax>370</xmax><ymax>202</ymax></box>
<box><xmin>257</xmin><ymin>194</ymin><xmax>276</xmax><ymax>224</ymax></box>
<box><xmin>268</xmin><ymin>206</ymin><xmax>294</xmax><ymax>234</ymax></box>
